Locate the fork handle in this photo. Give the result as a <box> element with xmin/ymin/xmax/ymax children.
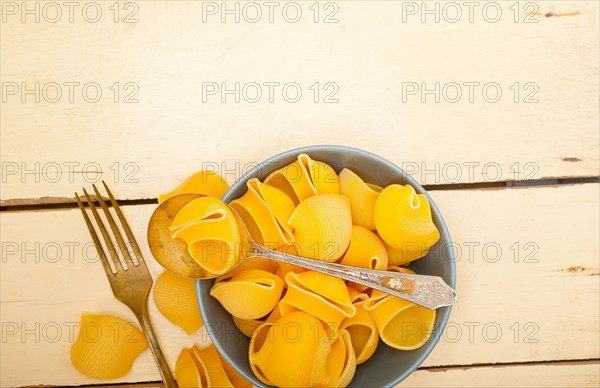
<box><xmin>134</xmin><ymin>309</ymin><xmax>178</xmax><ymax>388</ymax></box>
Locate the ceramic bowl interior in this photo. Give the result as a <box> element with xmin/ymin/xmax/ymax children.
<box><xmin>197</xmin><ymin>145</ymin><xmax>456</xmax><ymax>387</ymax></box>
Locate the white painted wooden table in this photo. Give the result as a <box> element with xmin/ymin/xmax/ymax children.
<box><xmin>1</xmin><ymin>1</ymin><xmax>599</xmax><ymax>387</ymax></box>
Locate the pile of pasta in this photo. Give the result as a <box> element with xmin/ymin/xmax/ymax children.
<box><xmin>170</xmin><ymin>154</ymin><xmax>441</xmax><ymax>387</ymax></box>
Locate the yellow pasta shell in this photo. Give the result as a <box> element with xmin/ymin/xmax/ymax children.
<box><xmin>70</xmin><ymin>314</ymin><xmax>148</xmax><ymax>380</ymax></box>
<box><xmin>176</xmin><ymin>345</ymin><xmax>243</xmax><ymax>388</ymax></box>
<box><xmin>339</xmin><ymin>168</ymin><xmax>382</xmax><ymax>230</ymax></box>
<box><xmin>230</xmin><ymin>178</ymin><xmax>294</xmax><ymax>248</ymax></box>
<box><xmin>340</xmin><ymin>304</ymin><xmax>379</xmax><ymax>364</ymax></box>
<box><xmin>265</xmin><ymin>154</ymin><xmax>339</xmax><ymax>204</ymax></box>
<box><xmin>153</xmin><ymin>270</ymin><xmax>203</xmax><ymax>334</ymax></box>
<box><xmin>249</xmin><ymin>311</ymin><xmax>332</xmax><ymax>387</ymax></box>
<box><xmin>159</xmin><ymin>171</ymin><xmax>229</xmax><ymax>203</ymax></box>
<box><xmin>363</xmin><ymin>283</ymin><xmax>436</xmax><ymax>351</ymax></box>
<box><xmin>233</xmin><ymin>315</ymin><xmax>264</xmax><ymax>338</ymax></box>
<box><xmin>347</xmin><ymin>286</ymin><xmax>370</xmax><ymax>303</ymax></box>
<box><xmin>374</xmin><ymin>184</ymin><xmax>440</xmax><ymax>252</ymax></box>
<box><xmin>280</xmin><ymin>271</ymin><xmax>356</xmax><ymax>328</ymax></box>
<box><xmin>316</xmin><ymin>329</ymin><xmax>357</xmax><ymax>388</ymax></box>
<box><xmin>192</xmin><ymin>345</ymin><xmax>235</xmax><ymax>388</ymax></box>
<box><xmin>381</xmin><ymin>233</ymin><xmax>430</xmax><ymax>266</ymax></box>
<box><xmin>211</xmin><ymin>269</ymin><xmax>284</xmax><ymax>320</ymax></box>
<box><xmin>288</xmin><ymin>194</ymin><xmax>352</xmax><ymax>262</ymax></box>
<box><xmin>175</xmin><ymin>347</ymin><xmax>206</xmax><ymax>388</ymax></box>
<box><xmin>340</xmin><ymin>225</ymin><xmax>388</xmax><ymax>270</ymax></box>
<box><xmin>169</xmin><ymin>197</ymin><xmax>241</xmax><ymax>275</ymax></box>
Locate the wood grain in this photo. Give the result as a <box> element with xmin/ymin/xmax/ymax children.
<box><xmin>404</xmin><ymin>361</ymin><xmax>600</xmax><ymax>387</ymax></box>
<box><xmin>1</xmin><ymin>184</ymin><xmax>598</xmax><ymax>386</ymax></box>
<box><xmin>1</xmin><ymin>1</ymin><xmax>598</xmax><ymax>202</ymax></box>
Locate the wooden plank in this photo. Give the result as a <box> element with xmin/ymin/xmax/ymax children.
<box><xmin>1</xmin><ymin>1</ymin><xmax>598</xmax><ymax>201</ymax></box>
<box><xmin>23</xmin><ymin>361</ymin><xmax>600</xmax><ymax>388</ymax></box>
<box><xmin>404</xmin><ymin>361</ymin><xmax>600</xmax><ymax>387</ymax></box>
<box><xmin>1</xmin><ymin>184</ymin><xmax>598</xmax><ymax>386</ymax></box>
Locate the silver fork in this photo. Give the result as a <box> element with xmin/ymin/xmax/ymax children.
<box><xmin>75</xmin><ymin>181</ymin><xmax>177</xmax><ymax>388</ymax></box>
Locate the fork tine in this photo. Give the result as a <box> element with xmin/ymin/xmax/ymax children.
<box><xmin>92</xmin><ymin>184</ymin><xmax>136</xmax><ymax>268</ymax></box>
<box><xmin>75</xmin><ymin>193</ymin><xmax>115</xmax><ymax>277</ymax></box>
<box><xmin>82</xmin><ymin>188</ymin><xmax>124</xmax><ymax>272</ymax></box>
<box><xmin>102</xmin><ymin>181</ymin><xmax>147</xmax><ymax>268</ymax></box>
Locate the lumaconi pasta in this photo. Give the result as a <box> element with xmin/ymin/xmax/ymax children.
<box><xmin>374</xmin><ymin>184</ymin><xmax>440</xmax><ymax>261</ymax></box>
<box><xmin>265</xmin><ymin>154</ymin><xmax>340</xmax><ymax>204</ymax></box>
<box><xmin>176</xmin><ymin>344</ymin><xmax>250</xmax><ymax>388</ymax></box>
<box><xmin>158</xmin><ymin>171</ymin><xmax>229</xmax><ymax>203</ymax></box>
<box><xmin>288</xmin><ymin>194</ymin><xmax>352</xmax><ymax>262</ymax></box>
<box><xmin>363</xmin><ymin>268</ymin><xmax>436</xmax><ymax>350</ymax></box>
<box><xmin>161</xmin><ymin>157</ymin><xmax>442</xmax><ymax>387</ymax></box>
<box><xmin>280</xmin><ymin>271</ymin><xmax>356</xmax><ymax>328</ymax></box>
<box><xmin>70</xmin><ymin>314</ymin><xmax>148</xmax><ymax>379</ymax></box>
<box><xmin>211</xmin><ymin>269</ymin><xmax>284</xmax><ymax>320</ymax></box>
<box><xmin>381</xmin><ymin>234</ymin><xmax>430</xmax><ymax>266</ymax></box>
<box><xmin>339</xmin><ymin>168</ymin><xmax>382</xmax><ymax>230</ymax></box>
<box><xmin>169</xmin><ymin>197</ymin><xmax>240</xmax><ymax>275</ymax></box>
<box><xmin>230</xmin><ymin>178</ymin><xmax>294</xmax><ymax>247</ymax></box>
<box><xmin>153</xmin><ymin>270</ymin><xmax>203</xmax><ymax>334</ymax></box>
<box><xmin>249</xmin><ymin>311</ymin><xmax>333</xmax><ymax>387</ymax></box>
<box><xmin>340</xmin><ymin>225</ymin><xmax>388</xmax><ymax>270</ymax></box>
<box><xmin>340</xmin><ymin>302</ymin><xmax>379</xmax><ymax>364</ymax></box>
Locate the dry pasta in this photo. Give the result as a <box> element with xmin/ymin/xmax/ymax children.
<box><xmin>363</xmin><ymin>268</ymin><xmax>436</xmax><ymax>350</ymax></box>
<box><xmin>230</xmin><ymin>178</ymin><xmax>294</xmax><ymax>247</ymax></box>
<box><xmin>158</xmin><ymin>171</ymin><xmax>228</xmax><ymax>203</ymax></box>
<box><xmin>279</xmin><ymin>271</ymin><xmax>356</xmax><ymax>328</ymax></box>
<box><xmin>211</xmin><ymin>269</ymin><xmax>284</xmax><ymax>320</ymax></box>
<box><xmin>339</xmin><ymin>168</ymin><xmax>381</xmax><ymax>230</ymax></box>
<box><xmin>153</xmin><ymin>270</ymin><xmax>203</xmax><ymax>334</ymax></box>
<box><xmin>374</xmin><ymin>184</ymin><xmax>440</xmax><ymax>257</ymax></box>
<box><xmin>70</xmin><ymin>314</ymin><xmax>148</xmax><ymax>380</ymax></box>
<box><xmin>265</xmin><ymin>154</ymin><xmax>340</xmax><ymax>204</ymax></box>
<box><xmin>288</xmin><ymin>194</ymin><xmax>352</xmax><ymax>262</ymax></box>
<box><xmin>162</xmin><ymin>158</ymin><xmax>443</xmax><ymax>387</ymax></box>
<box><xmin>175</xmin><ymin>344</ymin><xmax>250</xmax><ymax>388</ymax></box>
<box><xmin>169</xmin><ymin>196</ymin><xmax>240</xmax><ymax>275</ymax></box>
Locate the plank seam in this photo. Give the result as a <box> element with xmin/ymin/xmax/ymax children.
<box><xmin>1</xmin><ymin>177</ymin><xmax>599</xmax><ymax>212</ymax></box>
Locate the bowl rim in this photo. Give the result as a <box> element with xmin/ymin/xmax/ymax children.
<box><xmin>197</xmin><ymin>144</ymin><xmax>456</xmax><ymax>387</ymax></box>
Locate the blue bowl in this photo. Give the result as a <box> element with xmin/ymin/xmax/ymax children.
<box><xmin>197</xmin><ymin>145</ymin><xmax>455</xmax><ymax>387</ymax></box>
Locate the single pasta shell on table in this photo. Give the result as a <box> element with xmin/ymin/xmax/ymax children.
<box><xmin>265</xmin><ymin>153</ymin><xmax>339</xmax><ymax>204</ymax></box>
<box><xmin>340</xmin><ymin>303</ymin><xmax>379</xmax><ymax>364</ymax></box>
<box><xmin>339</xmin><ymin>168</ymin><xmax>382</xmax><ymax>230</ymax></box>
<box><xmin>70</xmin><ymin>314</ymin><xmax>148</xmax><ymax>380</ymax></box>
<box><xmin>169</xmin><ymin>197</ymin><xmax>240</xmax><ymax>275</ymax></box>
<box><xmin>211</xmin><ymin>269</ymin><xmax>284</xmax><ymax>320</ymax></box>
<box><xmin>288</xmin><ymin>193</ymin><xmax>352</xmax><ymax>262</ymax></box>
<box><xmin>229</xmin><ymin>178</ymin><xmax>294</xmax><ymax>247</ymax></box>
<box><xmin>340</xmin><ymin>225</ymin><xmax>388</xmax><ymax>270</ymax></box>
<box><xmin>279</xmin><ymin>271</ymin><xmax>356</xmax><ymax>329</ymax></box>
<box><xmin>158</xmin><ymin>171</ymin><xmax>229</xmax><ymax>203</ymax></box>
<box><xmin>249</xmin><ymin>311</ymin><xmax>333</xmax><ymax>387</ymax></box>
<box><xmin>315</xmin><ymin>329</ymin><xmax>357</xmax><ymax>388</ymax></box>
<box><xmin>374</xmin><ymin>184</ymin><xmax>440</xmax><ymax>254</ymax></box>
<box><xmin>153</xmin><ymin>270</ymin><xmax>203</xmax><ymax>334</ymax></box>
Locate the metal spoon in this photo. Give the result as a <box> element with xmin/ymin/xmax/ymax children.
<box><xmin>148</xmin><ymin>193</ymin><xmax>458</xmax><ymax>309</ymax></box>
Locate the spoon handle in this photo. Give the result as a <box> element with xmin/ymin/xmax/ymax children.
<box><xmin>249</xmin><ymin>243</ymin><xmax>457</xmax><ymax>310</ymax></box>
